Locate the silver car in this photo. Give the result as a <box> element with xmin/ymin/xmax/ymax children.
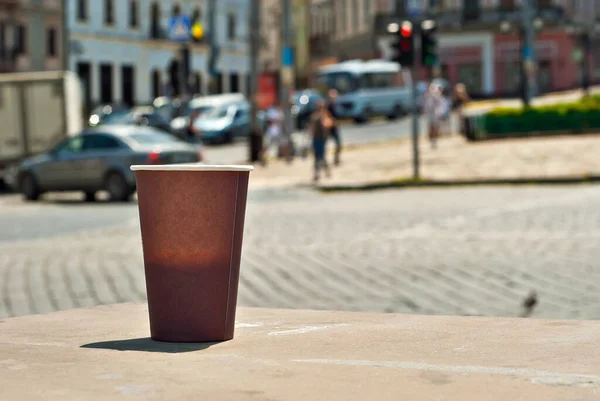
<box><xmin>15</xmin><ymin>125</ymin><xmax>202</xmax><ymax>202</ymax></box>
<box><xmin>193</xmin><ymin>102</ymin><xmax>253</xmax><ymax>144</ymax></box>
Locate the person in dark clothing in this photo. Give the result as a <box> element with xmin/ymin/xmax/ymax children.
<box><xmin>326</xmin><ymin>89</ymin><xmax>342</xmax><ymax>165</ymax></box>
<box><xmin>308</xmin><ymin>100</ymin><xmax>332</xmax><ymax>183</ymax></box>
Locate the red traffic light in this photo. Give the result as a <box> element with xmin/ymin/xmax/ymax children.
<box><xmin>400</xmin><ymin>21</ymin><xmax>413</xmax><ymax>37</ymax></box>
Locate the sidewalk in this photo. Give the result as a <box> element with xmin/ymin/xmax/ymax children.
<box><xmin>249</xmin><ymin>133</ymin><xmax>600</xmax><ymax>190</ymax></box>
<box><xmin>2</xmin><ymin>303</ymin><xmax>599</xmax><ymax>400</ymax></box>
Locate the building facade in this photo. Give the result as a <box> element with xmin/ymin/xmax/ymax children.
<box><xmin>259</xmin><ymin>0</ymin><xmax>311</xmax><ymax>96</ymax></box>
<box><xmin>0</xmin><ymin>0</ymin><xmax>64</xmax><ymax>73</ymax></box>
<box><xmin>67</xmin><ymin>0</ymin><xmax>250</xmax><ymax>109</ymax></box>
<box><xmin>309</xmin><ymin>0</ymin><xmax>600</xmax><ymax>97</ymax></box>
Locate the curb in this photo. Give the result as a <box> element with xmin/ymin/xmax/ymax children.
<box><xmin>317</xmin><ymin>175</ymin><xmax>600</xmax><ymax>192</ymax></box>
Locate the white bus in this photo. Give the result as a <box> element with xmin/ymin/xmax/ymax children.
<box><xmin>316</xmin><ymin>59</ymin><xmax>412</xmax><ymax>124</ymax></box>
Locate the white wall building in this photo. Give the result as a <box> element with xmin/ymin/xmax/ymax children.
<box><xmin>67</xmin><ymin>0</ymin><xmax>250</xmax><ymax>108</ymax></box>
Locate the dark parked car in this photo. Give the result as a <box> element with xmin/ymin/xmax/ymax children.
<box><xmin>15</xmin><ymin>126</ymin><xmax>202</xmax><ymax>202</ymax></box>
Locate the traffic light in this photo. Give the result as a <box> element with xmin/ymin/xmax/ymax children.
<box><xmin>389</xmin><ymin>21</ymin><xmax>414</xmax><ymax>67</ymax></box>
<box><xmin>420</xmin><ymin>20</ymin><xmax>438</xmax><ymax>67</ymax></box>
<box><xmin>190</xmin><ymin>10</ymin><xmax>204</xmax><ymax>42</ymax></box>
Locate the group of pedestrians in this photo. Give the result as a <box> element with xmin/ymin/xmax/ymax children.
<box><xmin>261</xmin><ymin>90</ymin><xmax>343</xmax><ymax>183</ymax></box>
<box><xmin>422</xmin><ymin>82</ymin><xmax>470</xmax><ymax>149</ymax></box>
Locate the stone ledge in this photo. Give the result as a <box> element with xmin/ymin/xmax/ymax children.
<box><xmin>1</xmin><ymin>304</ymin><xmax>599</xmax><ymax>400</ymax></box>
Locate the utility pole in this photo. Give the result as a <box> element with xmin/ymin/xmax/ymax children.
<box><xmin>521</xmin><ymin>0</ymin><xmax>536</xmax><ymax>106</ymax></box>
<box><xmin>177</xmin><ymin>46</ymin><xmax>186</xmax><ymax>97</ymax></box>
<box><xmin>207</xmin><ymin>0</ymin><xmax>218</xmax><ymax>94</ymax></box>
<box><xmin>62</xmin><ymin>0</ymin><xmax>69</xmax><ymax>71</ymax></box>
<box><xmin>280</xmin><ymin>0</ymin><xmax>294</xmax><ymax>160</ymax></box>
<box><xmin>411</xmin><ymin>29</ymin><xmax>420</xmax><ymax>181</ymax></box>
<box><xmin>248</xmin><ymin>0</ymin><xmax>262</xmax><ymax>162</ymax></box>
<box><xmin>581</xmin><ymin>31</ymin><xmax>591</xmax><ymax>96</ymax></box>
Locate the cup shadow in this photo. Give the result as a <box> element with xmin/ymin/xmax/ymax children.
<box><xmin>81</xmin><ymin>337</ymin><xmax>219</xmax><ymax>353</ymax></box>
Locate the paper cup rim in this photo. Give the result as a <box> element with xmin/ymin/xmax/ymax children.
<box><xmin>131</xmin><ymin>164</ymin><xmax>255</xmax><ymax>172</ymax></box>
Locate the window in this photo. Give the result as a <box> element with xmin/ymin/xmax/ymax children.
<box><xmin>229</xmin><ymin>73</ymin><xmax>239</xmax><ymax>93</ymax></box>
<box><xmin>227</xmin><ymin>13</ymin><xmax>236</xmax><ymax>40</ymax></box>
<box><xmin>150</xmin><ymin>2</ymin><xmax>161</xmax><ymax>39</ymax></box>
<box><xmin>47</xmin><ymin>27</ymin><xmax>57</xmax><ymax>57</ymax></box>
<box><xmin>0</xmin><ymin>23</ymin><xmax>5</xmax><ymax>60</ymax></box>
<box><xmin>77</xmin><ymin>0</ymin><xmax>88</xmax><ymax>22</ymax></box>
<box><xmin>499</xmin><ymin>0</ymin><xmax>515</xmax><ymax>9</ymax></box>
<box><xmin>317</xmin><ymin>72</ymin><xmax>357</xmax><ymax>94</ymax></box>
<box><xmin>82</xmin><ymin>134</ymin><xmax>122</xmax><ymax>151</ymax></box>
<box><xmin>352</xmin><ymin>0</ymin><xmax>359</xmax><ymax>31</ymax></box>
<box><xmin>54</xmin><ymin>136</ymin><xmax>84</xmax><ymax>156</ymax></box>
<box><xmin>104</xmin><ymin>0</ymin><xmax>114</xmax><ymax>25</ymax></box>
<box><xmin>363</xmin><ymin>0</ymin><xmax>370</xmax><ymax>25</ymax></box>
<box><xmin>340</xmin><ymin>0</ymin><xmax>347</xmax><ymax>35</ymax></box>
<box><xmin>100</xmin><ymin>64</ymin><xmax>113</xmax><ymax>103</ymax></box>
<box><xmin>15</xmin><ymin>24</ymin><xmax>26</xmax><ymax>55</ymax></box>
<box><xmin>129</xmin><ymin>0</ymin><xmax>138</xmax><ymax>28</ymax></box>
<box><xmin>233</xmin><ymin>108</ymin><xmax>247</xmax><ymax>119</ymax></box>
<box><xmin>537</xmin><ymin>0</ymin><xmax>551</xmax><ymax>8</ymax></box>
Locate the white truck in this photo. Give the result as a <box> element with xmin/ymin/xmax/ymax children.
<box><xmin>0</xmin><ymin>71</ymin><xmax>83</xmax><ymax>189</ymax></box>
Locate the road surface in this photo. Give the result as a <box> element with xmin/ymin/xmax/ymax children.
<box><xmin>1</xmin><ymin>183</ymin><xmax>599</xmax><ymax>321</ymax></box>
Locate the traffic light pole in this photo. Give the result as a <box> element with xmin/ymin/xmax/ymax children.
<box><xmin>281</xmin><ymin>0</ymin><xmax>294</xmax><ymax>161</ymax></box>
<box><xmin>207</xmin><ymin>0</ymin><xmax>217</xmax><ymax>95</ymax></box>
<box><xmin>388</xmin><ymin>19</ymin><xmax>421</xmax><ymax>179</ymax></box>
<box><xmin>178</xmin><ymin>45</ymin><xmax>186</xmax><ymax>97</ymax></box>
<box><xmin>410</xmin><ymin>68</ymin><xmax>420</xmax><ymax>180</ymax></box>
<box><xmin>248</xmin><ymin>0</ymin><xmax>262</xmax><ymax>162</ymax></box>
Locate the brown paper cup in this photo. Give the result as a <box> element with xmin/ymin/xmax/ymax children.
<box><xmin>131</xmin><ymin>164</ymin><xmax>254</xmax><ymax>343</ymax></box>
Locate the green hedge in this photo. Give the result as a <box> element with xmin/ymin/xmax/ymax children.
<box><xmin>480</xmin><ymin>95</ymin><xmax>600</xmax><ymax>137</ymax></box>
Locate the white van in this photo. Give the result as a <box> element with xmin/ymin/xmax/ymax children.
<box><xmin>316</xmin><ymin>59</ymin><xmax>412</xmax><ymax>124</ymax></box>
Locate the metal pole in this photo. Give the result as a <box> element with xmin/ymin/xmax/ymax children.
<box><xmin>207</xmin><ymin>0</ymin><xmax>217</xmax><ymax>94</ymax></box>
<box><xmin>582</xmin><ymin>32</ymin><xmax>591</xmax><ymax>96</ymax></box>
<box><xmin>521</xmin><ymin>0</ymin><xmax>536</xmax><ymax>106</ymax></box>
<box><xmin>62</xmin><ymin>0</ymin><xmax>69</xmax><ymax>71</ymax></box>
<box><xmin>410</xmin><ymin>67</ymin><xmax>420</xmax><ymax>180</ymax></box>
<box><xmin>248</xmin><ymin>0</ymin><xmax>262</xmax><ymax>162</ymax></box>
<box><xmin>281</xmin><ymin>0</ymin><xmax>294</xmax><ymax>160</ymax></box>
<box><xmin>178</xmin><ymin>45</ymin><xmax>186</xmax><ymax>97</ymax></box>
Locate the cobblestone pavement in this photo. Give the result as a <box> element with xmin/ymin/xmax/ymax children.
<box><xmin>2</xmin><ymin>185</ymin><xmax>600</xmax><ymax>320</ymax></box>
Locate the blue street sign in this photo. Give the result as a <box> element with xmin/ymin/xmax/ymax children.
<box><xmin>282</xmin><ymin>47</ymin><xmax>294</xmax><ymax>67</ymax></box>
<box><xmin>523</xmin><ymin>46</ymin><xmax>532</xmax><ymax>61</ymax></box>
<box><xmin>168</xmin><ymin>15</ymin><xmax>191</xmax><ymax>42</ymax></box>
<box><xmin>407</xmin><ymin>0</ymin><xmax>421</xmax><ymax>16</ymax></box>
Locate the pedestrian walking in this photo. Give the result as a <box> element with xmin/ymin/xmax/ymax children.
<box><xmin>187</xmin><ymin>109</ymin><xmax>204</xmax><ymax>161</ymax></box>
<box><xmin>326</xmin><ymin>89</ymin><xmax>342</xmax><ymax>165</ymax></box>
<box><xmin>261</xmin><ymin>100</ymin><xmax>285</xmax><ymax>163</ymax></box>
<box><xmin>308</xmin><ymin>100</ymin><xmax>333</xmax><ymax>183</ymax></box>
<box><xmin>439</xmin><ymin>87</ymin><xmax>452</xmax><ymax>136</ymax></box>
<box><xmin>454</xmin><ymin>83</ymin><xmax>471</xmax><ymax>136</ymax></box>
<box><xmin>423</xmin><ymin>83</ymin><xmax>444</xmax><ymax>149</ymax></box>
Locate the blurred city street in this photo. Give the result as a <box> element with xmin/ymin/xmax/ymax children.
<box><xmin>2</xmin><ymin>182</ymin><xmax>600</xmax><ymax>321</ymax></box>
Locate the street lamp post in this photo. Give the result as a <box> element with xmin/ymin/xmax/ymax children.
<box><xmin>500</xmin><ymin>15</ymin><xmax>543</xmax><ymax>107</ymax></box>
<box><xmin>567</xmin><ymin>20</ymin><xmax>600</xmax><ymax>96</ymax></box>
